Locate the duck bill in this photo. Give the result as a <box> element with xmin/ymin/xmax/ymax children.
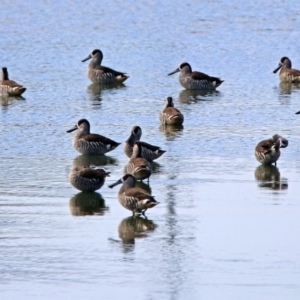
<box><xmin>81</xmin><ymin>54</ymin><xmax>92</xmax><ymax>62</ymax></box>
<box><xmin>66</xmin><ymin>125</ymin><xmax>78</xmax><ymax>133</ymax></box>
<box><xmin>273</xmin><ymin>65</ymin><xmax>282</xmax><ymax>74</ymax></box>
<box><xmin>147</xmin><ymin>201</ymin><xmax>159</xmax><ymax>208</ymax></box>
<box><xmin>108</xmin><ymin>178</ymin><xmax>122</xmax><ymax>188</ymax></box>
<box><xmin>168</xmin><ymin>68</ymin><xmax>180</xmax><ymax>76</ymax></box>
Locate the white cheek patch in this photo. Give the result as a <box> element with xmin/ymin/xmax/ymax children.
<box><xmin>142</xmin><ymin>199</ymin><xmax>150</xmax><ymax>205</ymax></box>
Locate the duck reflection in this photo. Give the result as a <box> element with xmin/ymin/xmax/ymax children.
<box><xmin>118</xmin><ymin>216</ymin><xmax>157</xmax><ymax>244</ymax></box>
<box><xmin>0</xmin><ymin>94</ymin><xmax>25</xmax><ymax>106</ymax></box>
<box><xmin>72</xmin><ymin>154</ymin><xmax>118</xmax><ymax>168</ymax></box>
<box><xmin>255</xmin><ymin>165</ymin><xmax>288</xmax><ymax>190</ymax></box>
<box><xmin>150</xmin><ymin>161</ymin><xmax>162</xmax><ymax>174</ymax></box>
<box><xmin>69</xmin><ymin>191</ymin><xmax>108</xmax><ymax>216</ymax></box>
<box><xmin>159</xmin><ymin>124</ymin><xmax>184</xmax><ymax>140</ymax></box>
<box><xmin>278</xmin><ymin>82</ymin><xmax>300</xmax><ymax>95</ymax></box>
<box><xmin>179</xmin><ymin>89</ymin><xmax>219</xmax><ymax>103</ymax></box>
<box><xmin>87</xmin><ymin>82</ymin><xmax>126</xmax><ymax>101</ymax></box>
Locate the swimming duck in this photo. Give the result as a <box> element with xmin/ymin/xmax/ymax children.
<box><xmin>69</xmin><ymin>166</ymin><xmax>110</xmax><ymax>191</ymax></box>
<box><xmin>273</xmin><ymin>57</ymin><xmax>300</xmax><ymax>83</ymax></box>
<box><xmin>0</xmin><ymin>67</ymin><xmax>26</xmax><ymax>96</ymax></box>
<box><xmin>82</xmin><ymin>49</ymin><xmax>129</xmax><ymax>84</ymax></box>
<box><xmin>159</xmin><ymin>97</ymin><xmax>184</xmax><ymax>125</ymax></box>
<box><xmin>168</xmin><ymin>62</ymin><xmax>223</xmax><ymax>90</ymax></box>
<box><xmin>67</xmin><ymin>119</ymin><xmax>121</xmax><ymax>155</ymax></box>
<box><xmin>124</xmin><ymin>126</ymin><xmax>166</xmax><ymax>161</ymax></box>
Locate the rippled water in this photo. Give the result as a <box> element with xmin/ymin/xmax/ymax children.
<box><xmin>1</xmin><ymin>0</ymin><xmax>300</xmax><ymax>299</ymax></box>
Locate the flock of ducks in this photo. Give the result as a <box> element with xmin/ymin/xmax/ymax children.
<box><xmin>66</xmin><ymin>118</ymin><xmax>169</xmax><ymax>216</ymax></box>
<box><xmin>1</xmin><ymin>49</ymin><xmax>299</xmax><ymax>216</ymax></box>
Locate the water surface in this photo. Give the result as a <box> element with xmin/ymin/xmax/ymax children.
<box><xmin>1</xmin><ymin>0</ymin><xmax>300</xmax><ymax>299</ymax></box>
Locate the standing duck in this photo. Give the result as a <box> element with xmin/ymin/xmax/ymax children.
<box><xmin>69</xmin><ymin>166</ymin><xmax>110</xmax><ymax>192</ymax></box>
<box><xmin>108</xmin><ymin>174</ymin><xmax>159</xmax><ymax>215</ymax></box>
<box><xmin>125</xmin><ymin>141</ymin><xmax>152</xmax><ymax>181</ymax></box>
<box><xmin>273</xmin><ymin>57</ymin><xmax>300</xmax><ymax>83</ymax></box>
<box><xmin>168</xmin><ymin>62</ymin><xmax>223</xmax><ymax>90</ymax></box>
<box><xmin>255</xmin><ymin>134</ymin><xmax>288</xmax><ymax>165</ymax></box>
<box><xmin>159</xmin><ymin>97</ymin><xmax>184</xmax><ymax>125</ymax></box>
<box><xmin>124</xmin><ymin>126</ymin><xmax>166</xmax><ymax>161</ymax></box>
<box><xmin>0</xmin><ymin>67</ymin><xmax>26</xmax><ymax>96</ymax></box>
<box><xmin>82</xmin><ymin>49</ymin><xmax>129</xmax><ymax>84</ymax></box>
<box><xmin>67</xmin><ymin>119</ymin><xmax>121</xmax><ymax>155</ymax></box>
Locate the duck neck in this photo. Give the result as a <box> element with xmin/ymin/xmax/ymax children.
<box><xmin>166</xmin><ymin>98</ymin><xmax>174</xmax><ymax>108</ymax></box>
<box><xmin>2</xmin><ymin>68</ymin><xmax>9</xmax><ymax>81</ymax></box>
<box><xmin>89</xmin><ymin>54</ymin><xmax>103</xmax><ymax>68</ymax></box>
<box><xmin>75</xmin><ymin>123</ymin><xmax>90</xmax><ymax>138</ymax></box>
<box><xmin>131</xmin><ymin>144</ymin><xmax>142</xmax><ymax>158</ymax></box>
<box><xmin>120</xmin><ymin>176</ymin><xmax>136</xmax><ymax>192</ymax></box>
<box><xmin>282</xmin><ymin>58</ymin><xmax>292</xmax><ymax>69</ymax></box>
<box><xmin>126</xmin><ymin>133</ymin><xmax>137</xmax><ymax>147</ymax></box>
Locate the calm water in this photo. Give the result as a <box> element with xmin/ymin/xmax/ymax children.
<box><xmin>1</xmin><ymin>0</ymin><xmax>300</xmax><ymax>299</ymax></box>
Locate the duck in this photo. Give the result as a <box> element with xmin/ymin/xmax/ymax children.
<box><xmin>67</xmin><ymin>119</ymin><xmax>121</xmax><ymax>155</ymax></box>
<box><xmin>273</xmin><ymin>57</ymin><xmax>300</xmax><ymax>83</ymax></box>
<box><xmin>0</xmin><ymin>67</ymin><xmax>26</xmax><ymax>96</ymax></box>
<box><xmin>125</xmin><ymin>141</ymin><xmax>152</xmax><ymax>181</ymax></box>
<box><xmin>168</xmin><ymin>62</ymin><xmax>223</xmax><ymax>90</ymax></box>
<box><xmin>108</xmin><ymin>174</ymin><xmax>159</xmax><ymax>215</ymax></box>
<box><xmin>255</xmin><ymin>134</ymin><xmax>288</xmax><ymax>165</ymax></box>
<box><xmin>124</xmin><ymin>126</ymin><xmax>166</xmax><ymax>161</ymax></box>
<box><xmin>69</xmin><ymin>166</ymin><xmax>110</xmax><ymax>192</ymax></box>
<box><xmin>82</xmin><ymin>49</ymin><xmax>129</xmax><ymax>84</ymax></box>
<box><xmin>159</xmin><ymin>97</ymin><xmax>184</xmax><ymax>125</ymax></box>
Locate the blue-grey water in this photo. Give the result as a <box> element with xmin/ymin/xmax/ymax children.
<box><xmin>1</xmin><ymin>1</ymin><xmax>300</xmax><ymax>299</ymax></box>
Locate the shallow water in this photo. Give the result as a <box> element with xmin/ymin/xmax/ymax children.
<box><xmin>1</xmin><ymin>0</ymin><xmax>300</xmax><ymax>299</ymax></box>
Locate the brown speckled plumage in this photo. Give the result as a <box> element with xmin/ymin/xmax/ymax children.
<box><xmin>69</xmin><ymin>166</ymin><xmax>110</xmax><ymax>191</ymax></box>
<box><xmin>0</xmin><ymin>67</ymin><xmax>26</xmax><ymax>96</ymax></box>
<box><xmin>255</xmin><ymin>134</ymin><xmax>288</xmax><ymax>165</ymax></box>
<box><xmin>124</xmin><ymin>126</ymin><xmax>166</xmax><ymax>161</ymax></box>
<box><xmin>159</xmin><ymin>97</ymin><xmax>184</xmax><ymax>125</ymax></box>
<box><xmin>67</xmin><ymin>119</ymin><xmax>121</xmax><ymax>155</ymax></box>
<box><xmin>82</xmin><ymin>49</ymin><xmax>129</xmax><ymax>84</ymax></box>
<box><xmin>124</xmin><ymin>141</ymin><xmax>152</xmax><ymax>181</ymax></box>
<box><xmin>108</xmin><ymin>174</ymin><xmax>159</xmax><ymax>215</ymax></box>
<box><xmin>273</xmin><ymin>57</ymin><xmax>300</xmax><ymax>83</ymax></box>
<box><xmin>168</xmin><ymin>62</ymin><xmax>223</xmax><ymax>90</ymax></box>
